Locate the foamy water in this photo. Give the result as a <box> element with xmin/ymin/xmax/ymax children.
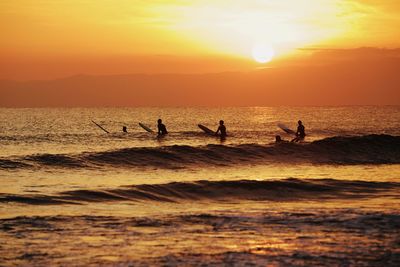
<box><xmin>1</xmin><ymin>107</ymin><xmax>400</xmax><ymax>266</ymax></box>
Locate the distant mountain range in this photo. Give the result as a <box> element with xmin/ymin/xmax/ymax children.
<box><xmin>1</xmin><ymin>57</ymin><xmax>399</xmax><ymax>106</ymax></box>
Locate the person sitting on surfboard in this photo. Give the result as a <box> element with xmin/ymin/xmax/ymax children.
<box><xmin>216</xmin><ymin>120</ymin><xmax>226</xmax><ymax>138</ymax></box>
<box><xmin>157</xmin><ymin>119</ymin><xmax>168</xmax><ymax>135</ymax></box>
<box><xmin>122</xmin><ymin>126</ymin><xmax>128</xmax><ymax>133</ymax></box>
<box><xmin>291</xmin><ymin>120</ymin><xmax>306</xmax><ymax>142</ymax></box>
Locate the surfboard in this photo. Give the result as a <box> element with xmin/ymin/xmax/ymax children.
<box><xmin>198</xmin><ymin>124</ymin><xmax>215</xmax><ymax>136</ymax></box>
<box><xmin>139</xmin><ymin>122</ymin><xmax>154</xmax><ymax>133</ymax></box>
<box><xmin>277</xmin><ymin>123</ymin><xmax>296</xmax><ymax>135</ymax></box>
<box><xmin>91</xmin><ymin>120</ymin><xmax>110</xmax><ymax>134</ymax></box>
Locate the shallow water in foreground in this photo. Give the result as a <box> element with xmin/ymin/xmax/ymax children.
<box><xmin>2</xmin><ymin>201</ymin><xmax>400</xmax><ymax>266</ymax></box>
<box><xmin>1</xmin><ymin>107</ymin><xmax>400</xmax><ymax>266</ymax></box>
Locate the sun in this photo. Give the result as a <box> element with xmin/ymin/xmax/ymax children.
<box><xmin>252</xmin><ymin>44</ymin><xmax>275</xmax><ymax>63</ymax></box>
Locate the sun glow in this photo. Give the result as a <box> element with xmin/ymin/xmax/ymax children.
<box><xmin>159</xmin><ymin>0</ymin><xmax>355</xmax><ymax>59</ymax></box>
<box><xmin>252</xmin><ymin>44</ymin><xmax>275</xmax><ymax>63</ymax></box>
<box><xmin>1</xmin><ymin>0</ymin><xmax>398</xmax><ymax>80</ymax></box>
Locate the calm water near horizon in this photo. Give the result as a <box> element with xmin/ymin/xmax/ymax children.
<box><xmin>1</xmin><ymin>106</ymin><xmax>400</xmax><ymax>265</ymax></box>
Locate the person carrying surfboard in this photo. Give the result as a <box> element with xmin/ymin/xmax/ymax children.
<box><xmin>216</xmin><ymin>120</ymin><xmax>227</xmax><ymax>139</ymax></box>
<box><xmin>291</xmin><ymin>120</ymin><xmax>306</xmax><ymax>142</ymax></box>
<box><xmin>157</xmin><ymin>119</ymin><xmax>168</xmax><ymax>135</ymax></box>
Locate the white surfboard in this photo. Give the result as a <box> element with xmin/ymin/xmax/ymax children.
<box><xmin>277</xmin><ymin>123</ymin><xmax>296</xmax><ymax>135</ymax></box>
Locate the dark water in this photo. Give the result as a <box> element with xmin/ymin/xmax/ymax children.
<box><xmin>2</xmin><ymin>134</ymin><xmax>400</xmax><ymax>171</ymax></box>
<box><xmin>1</xmin><ymin>178</ymin><xmax>400</xmax><ymax>205</ymax></box>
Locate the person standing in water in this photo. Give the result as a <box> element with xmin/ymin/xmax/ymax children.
<box><xmin>157</xmin><ymin>119</ymin><xmax>168</xmax><ymax>135</ymax></box>
<box><xmin>291</xmin><ymin>120</ymin><xmax>306</xmax><ymax>142</ymax></box>
<box><xmin>216</xmin><ymin>120</ymin><xmax>227</xmax><ymax>139</ymax></box>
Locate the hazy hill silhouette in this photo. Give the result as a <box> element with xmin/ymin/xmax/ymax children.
<box><xmin>1</xmin><ymin>50</ymin><xmax>399</xmax><ymax>106</ymax></box>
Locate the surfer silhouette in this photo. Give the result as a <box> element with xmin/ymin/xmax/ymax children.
<box><xmin>291</xmin><ymin>120</ymin><xmax>306</xmax><ymax>142</ymax></box>
<box><xmin>216</xmin><ymin>120</ymin><xmax>227</xmax><ymax>139</ymax></box>
<box><xmin>275</xmin><ymin>135</ymin><xmax>287</xmax><ymax>143</ymax></box>
<box><xmin>122</xmin><ymin>126</ymin><xmax>128</xmax><ymax>133</ymax></box>
<box><xmin>157</xmin><ymin>119</ymin><xmax>168</xmax><ymax>135</ymax></box>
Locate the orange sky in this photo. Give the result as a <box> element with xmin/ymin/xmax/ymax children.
<box><xmin>0</xmin><ymin>0</ymin><xmax>400</xmax><ymax>105</ymax></box>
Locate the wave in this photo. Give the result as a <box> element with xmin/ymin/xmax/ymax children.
<box><xmin>0</xmin><ymin>134</ymin><xmax>399</xmax><ymax>170</ymax></box>
<box><xmin>1</xmin><ymin>178</ymin><xmax>399</xmax><ymax>205</ymax></box>
<box><xmin>0</xmin><ymin>158</ymin><xmax>30</xmax><ymax>169</ymax></box>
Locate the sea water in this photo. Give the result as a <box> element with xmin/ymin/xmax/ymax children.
<box><xmin>0</xmin><ymin>107</ymin><xmax>400</xmax><ymax>265</ymax></box>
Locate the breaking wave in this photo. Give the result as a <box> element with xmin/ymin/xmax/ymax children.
<box><xmin>0</xmin><ymin>134</ymin><xmax>399</xmax><ymax>170</ymax></box>
<box><xmin>1</xmin><ymin>178</ymin><xmax>399</xmax><ymax>205</ymax></box>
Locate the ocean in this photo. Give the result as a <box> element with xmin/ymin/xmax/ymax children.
<box><xmin>1</xmin><ymin>106</ymin><xmax>400</xmax><ymax>266</ymax></box>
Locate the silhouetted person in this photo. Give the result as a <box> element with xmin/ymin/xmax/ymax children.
<box><xmin>157</xmin><ymin>119</ymin><xmax>168</xmax><ymax>135</ymax></box>
<box><xmin>291</xmin><ymin>120</ymin><xmax>306</xmax><ymax>142</ymax></box>
<box><xmin>122</xmin><ymin>126</ymin><xmax>128</xmax><ymax>133</ymax></box>
<box><xmin>275</xmin><ymin>135</ymin><xmax>287</xmax><ymax>143</ymax></box>
<box><xmin>216</xmin><ymin>120</ymin><xmax>227</xmax><ymax>139</ymax></box>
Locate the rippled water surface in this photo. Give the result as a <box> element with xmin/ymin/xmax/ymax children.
<box><xmin>1</xmin><ymin>107</ymin><xmax>399</xmax><ymax>266</ymax></box>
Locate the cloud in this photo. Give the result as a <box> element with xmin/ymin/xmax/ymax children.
<box><xmin>303</xmin><ymin>47</ymin><xmax>400</xmax><ymax>59</ymax></box>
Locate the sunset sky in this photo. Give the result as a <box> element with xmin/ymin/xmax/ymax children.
<box><xmin>1</xmin><ymin>0</ymin><xmax>400</xmax><ymax>105</ymax></box>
